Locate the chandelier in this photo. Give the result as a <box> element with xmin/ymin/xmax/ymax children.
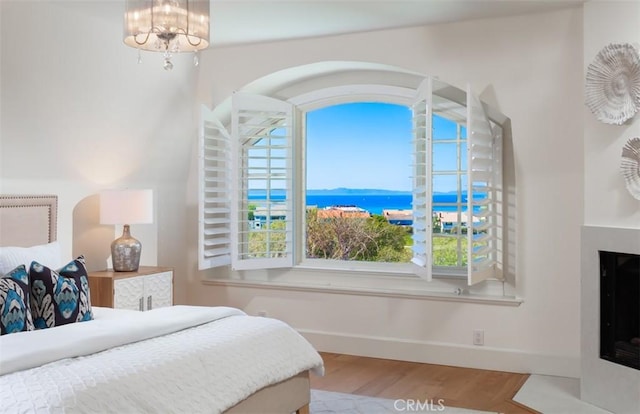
<box><xmin>124</xmin><ymin>0</ymin><xmax>210</xmax><ymax>70</ymax></box>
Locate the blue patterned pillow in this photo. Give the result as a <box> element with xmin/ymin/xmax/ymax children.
<box><xmin>0</xmin><ymin>265</ymin><xmax>35</xmax><ymax>335</ymax></box>
<box><xmin>29</xmin><ymin>256</ymin><xmax>93</xmax><ymax>329</ymax></box>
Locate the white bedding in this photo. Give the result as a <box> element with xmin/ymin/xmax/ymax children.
<box><xmin>0</xmin><ymin>305</ymin><xmax>324</xmax><ymax>413</ymax></box>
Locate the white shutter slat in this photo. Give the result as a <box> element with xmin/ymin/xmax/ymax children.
<box><xmin>205</xmin><ymin>238</ymin><xmax>231</xmax><ymax>247</ymax></box>
<box><xmin>205</xmin><ymin>247</ymin><xmax>232</xmax><ymax>258</ymax></box>
<box><xmin>467</xmin><ymin>86</ymin><xmax>503</xmax><ymax>286</ymax></box>
<box><xmin>231</xmin><ymin>93</ymin><xmax>295</xmax><ymax>270</ymax></box>
<box><xmin>202</xmin><ymin>165</ymin><xmax>229</xmax><ymax>171</ymax></box>
<box><xmin>411</xmin><ymin>78</ymin><xmax>433</xmax><ymax>282</ymax></box>
<box><xmin>472</xmin><ymin>245</ymin><xmax>492</xmax><ymax>256</ymax></box>
<box><xmin>204</xmin><ymin>197</ymin><xmax>230</xmax><ymax>204</ymax></box>
<box><xmin>469</xmin><ymin>266</ymin><xmax>495</xmax><ymax>283</ymax></box>
<box><xmin>473</xmin><ymin>223</ymin><xmax>492</xmax><ymax>232</ymax></box>
<box><xmin>198</xmin><ymin>106</ymin><xmax>232</xmax><ymax>270</ymax></box>
<box><xmin>204</xmin><ymin>207</ymin><xmax>230</xmax><ymax>214</ymax></box>
<box><xmin>469</xmin><ymin>170</ymin><xmax>494</xmax><ymax>182</ymax></box>
<box><xmin>204</xmin><ymin>228</ymin><xmax>229</xmax><ymax>236</ymax></box>
<box><xmin>204</xmin><ymin>217</ymin><xmax>229</xmax><ymax>225</ymax></box>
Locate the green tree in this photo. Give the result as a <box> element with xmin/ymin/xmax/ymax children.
<box><xmin>375</xmin><ymin>245</ymin><xmax>413</xmax><ymax>262</ymax></box>
<box><xmin>306</xmin><ymin>210</ymin><xmax>410</xmax><ymax>262</ymax></box>
<box><xmin>248</xmin><ymin>203</ymin><xmax>257</xmax><ymax>221</ymax></box>
<box><xmin>306</xmin><ymin>211</ymin><xmax>374</xmax><ymax>260</ymax></box>
<box><xmin>305</xmin><ymin>208</ymin><xmax>336</xmax><ymax>259</ymax></box>
<box><xmin>363</xmin><ymin>215</ymin><xmax>410</xmax><ymax>262</ymax></box>
<box><xmin>432</xmin><ymin>237</ymin><xmax>467</xmax><ymax>266</ymax></box>
<box><xmin>248</xmin><ymin>211</ymin><xmax>465</xmax><ymax>266</ymax></box>
<box><xmin>432</xmin><ymin>213</ymin><xmax>442</xmax><ymax>233</ymax></box>
<box><xmin>248</xmin><ymin>220</ymin><xmax>287</xmax><ymax>258</ymax></box>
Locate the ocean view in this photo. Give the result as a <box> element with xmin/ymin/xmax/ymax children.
<box><xmin>307</xmin><ymin>194</ymin><xmax>411</xmax><ymax>215</ymax></box>
<box><xmin>249</xmin><ymin>193</ymin><xmax>470</xmax><ymax>215</ymax></box>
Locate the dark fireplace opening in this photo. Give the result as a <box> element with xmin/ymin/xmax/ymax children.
<box><xmin>599</xmin><ymin>251</ymin><xmax>640</xmax><ymax>370</ymax></box>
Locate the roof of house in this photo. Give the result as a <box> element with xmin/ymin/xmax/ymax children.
<box><xmin>436</xmin><ymin>211</ymin><xmax>481</xmax><ymax>224</ymax></box>
<box><xmin>317</xmin><ymin>206</ymin><xmax>371</xmax><ymax>219</ymax></box>
<box><xmin>383</xmin><ymin>209</ymin><xmax>413</xmax><ymax>221</ymax></box>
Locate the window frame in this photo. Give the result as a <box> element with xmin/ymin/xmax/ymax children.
<box><xmin>292</xmin><ymin>83</ymin><xmax>486</xmax><ymax>280</ymax></box>
<box><xmin>293</xmin><ymin>84</ymin><xmax>421</xmax><ymax>275</ymax></box>
<box><xmin>199</xmin><ymin>78</ymin><xmax>513</xmax><ymax>298</ymax></box>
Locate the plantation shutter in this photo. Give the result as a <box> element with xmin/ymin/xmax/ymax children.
<box><xmin>411</xmin><ymin>78</ymin><xmax>433</xmax><ymax>281</ymax></box>
<box><xmin>466</xmin><ymin>86</ymin><xmax>503</xmax><ymax>285</ymax></box>
<box><xmin>198</xmin><ymin>105</ymin><xmax>232</xmax><ymax>270</ymax></box>
<box><xmin>231</xmin><ymin>93</ymin><xmax>294</xmax><ymax>270</ymax></box>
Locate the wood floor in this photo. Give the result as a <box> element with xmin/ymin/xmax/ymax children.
<box><xmin>310</xmin><ymin>353</ymin><xmax>538</xmax><ymax>413</ymax></box>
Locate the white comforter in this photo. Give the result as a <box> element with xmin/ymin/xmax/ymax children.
<box><xmin>0</xmin><ymin>306</ymin><xmax>324</xmax><ymax>413</ymax></box>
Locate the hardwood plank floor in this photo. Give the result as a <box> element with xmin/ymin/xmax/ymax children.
<box><xmin>310</xmin><ymin>353</ymin><xmax>538</xmax><ymax>413</ymax></box>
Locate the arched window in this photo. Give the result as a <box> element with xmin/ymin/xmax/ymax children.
<box><xmin>200</xmin><ymin>73</ymin><xmax>510</xmax><ymax>289</ymax></box>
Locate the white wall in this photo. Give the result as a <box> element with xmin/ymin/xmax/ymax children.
<box><xmin>0</xmin><ymin>0</ymin><xmax>198</xmax><ymax>304</ymax></box>
<box><xmin>584</xmin><ymin>1</ymin><xmax>640</xmax><ymax>227</ymax></box>
<box><xmin>7</xmin><ymin>0</ymin><xmax>634</xmax><ymax>379</ymax></box>
<box><xmin>580</xmin><ymin>2</ymin><xmax>640</xmax><ymax>411</ymax></box>
<box><xmin>189</xmin><ymin>7</ymin><xmax>585</xmax><ymax>376</ymax></box>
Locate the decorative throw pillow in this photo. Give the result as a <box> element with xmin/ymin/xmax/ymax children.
<box><xmin>29</xmin><ymin>256</ymin><xmax>93</xmax><ymax>329</ymax></box>
<box><xmin>0</xmin><ymin>241</ymin><xmax>62</xmax><ymax>276</ymax></box>
<box><xmin>0</xmin><ymin>265</ymin><xmax>35</xmax><ymax>335</ymax></box>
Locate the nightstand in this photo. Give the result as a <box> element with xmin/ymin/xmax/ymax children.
<box><xmin>88</xmin><ymin>266</ymin><xmax>173</xmax><ymax>311</ymax></box>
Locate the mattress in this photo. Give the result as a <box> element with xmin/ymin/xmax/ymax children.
<box><xmin>0</xmin><ymin>305</ymin><xmax>324</xmax><ymax>413</ymax></box>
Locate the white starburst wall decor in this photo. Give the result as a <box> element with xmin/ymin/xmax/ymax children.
<box><xmin>585</xmin><ymin>43</ymin><xmax>640</xmax><ymax>125</ymax></box>
<box><xmin>621</xmin><ymin>137</ymin><xmax>640</xmax><ymax>200</ymax></box>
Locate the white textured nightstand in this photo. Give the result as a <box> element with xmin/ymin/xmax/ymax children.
<box><xmin>88</xmin><ymin>266</ymin><xmax>173</xmax><ymax>311</ymax></box>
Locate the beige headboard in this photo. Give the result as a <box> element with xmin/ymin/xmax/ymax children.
<box><xmin>0</xmin><ymin>195</ymin><xmax>58</xmax><ymax>247</ymax></box>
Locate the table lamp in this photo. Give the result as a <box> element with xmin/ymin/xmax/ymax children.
<box><xmin>99</xmin><ymin>189</ymin><xmax>153</xmax><ymax>272</ymax></box>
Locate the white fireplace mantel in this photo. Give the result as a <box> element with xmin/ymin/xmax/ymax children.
<box><xmin>581</xmin><ymin>225</ymin><xmax>640</xmax><ymax>413</ymax></box>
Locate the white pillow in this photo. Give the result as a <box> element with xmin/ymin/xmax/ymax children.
<box><xmin>0</xmin><ymin>241</ymin><xmax>62</xmax><ymax>275</ymax></box>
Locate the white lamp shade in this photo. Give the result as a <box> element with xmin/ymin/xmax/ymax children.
<box><xmin>100</xmin><ymin>189</ymin><xmax>153</xmax><ymax>225</ymax></box>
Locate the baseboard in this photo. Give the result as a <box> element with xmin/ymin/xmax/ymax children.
<box><xmin>300</xmin><ymin>329</ymin><xmax>580</xmax><ymax>378</ymax></box>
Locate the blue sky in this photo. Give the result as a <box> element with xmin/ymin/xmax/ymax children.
<box><xmin>306</xmin><ymin>102</ymin><xmax>462</xmax><ymax>192</ymax></box>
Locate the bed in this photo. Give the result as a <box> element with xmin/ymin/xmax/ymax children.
<box><xmin>0</xmin><ymin>194</ymin><xmax>323</xmax><ymax>414</ymax></box>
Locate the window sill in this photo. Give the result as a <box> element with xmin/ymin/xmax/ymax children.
<box><xmin>202</xmin><ymin>266</ymin><xmax>523</xmax><ymax>307</ymax></box>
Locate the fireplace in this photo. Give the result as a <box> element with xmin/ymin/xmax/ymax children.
<box><xmin>581</xmin><ymin>226</ymin><xmax>640</xmax><ymax>413</ymax></box>
<box><xmin>599</xmin><ymin>251</ymin><xmax>639</xmax><ymax>370</ymax></box>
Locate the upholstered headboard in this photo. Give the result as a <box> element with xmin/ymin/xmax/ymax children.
<box><xmin>0</xmin><ymin>195</ymin><xmax>58</xmax><ymax>247</ymax></box>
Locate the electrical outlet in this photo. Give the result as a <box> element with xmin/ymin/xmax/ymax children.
<box><xmin>473</xmin><ymin>329</ymin><xmax>484</xmax><ymax>346</ymax></box>
<box><xmin>257</xmin><ymin>310</ymin><xmax>267</xmax><ymax>317</ymax></box>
